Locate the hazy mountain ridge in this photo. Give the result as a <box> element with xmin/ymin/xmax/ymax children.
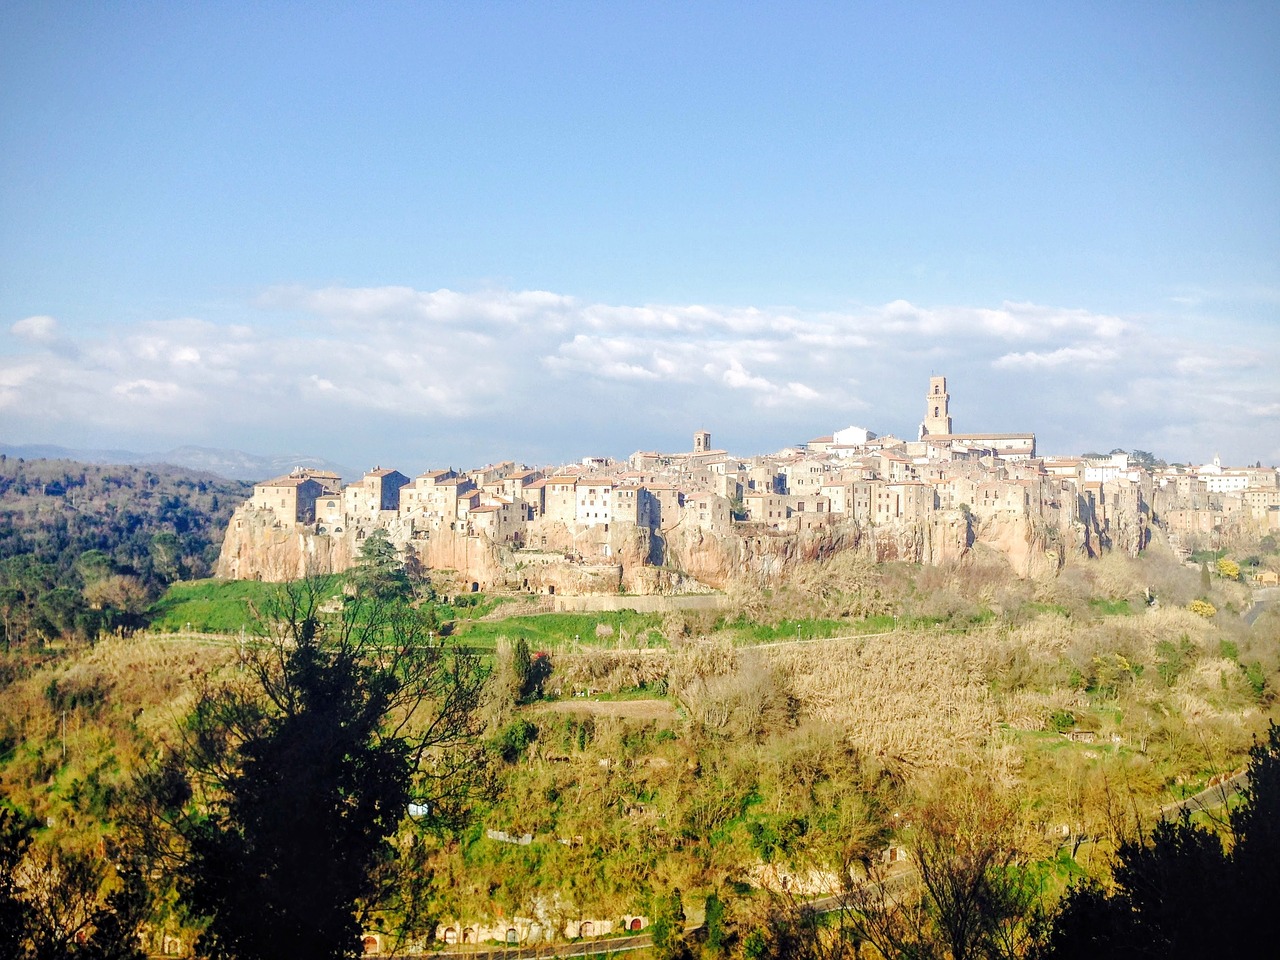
<box><xmin>0</xmin><ymin>441</ymin><xmax>355</xmax><ymax>483</ymax></box>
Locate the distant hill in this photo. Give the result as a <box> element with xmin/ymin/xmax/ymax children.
<box><xmin>0</xmin><ymin>456</ymin><xmax>255</xmax><ymax>645</ymax></box>
<box><xmin>0</xmin><ymin>442</ymin><xmax>356</xmax><ymax>483</ymax></box>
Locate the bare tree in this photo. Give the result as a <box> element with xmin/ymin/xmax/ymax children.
<box><xmin>840</xmin><ymin>773</ymin><xmax>1048</xmax><ymax>960</ymax></box>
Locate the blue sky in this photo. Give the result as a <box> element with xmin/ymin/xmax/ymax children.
<box><xmin>3</xmin><ymin>1</ymin><xmax>1277</xmax><ymax>473</ymax></box>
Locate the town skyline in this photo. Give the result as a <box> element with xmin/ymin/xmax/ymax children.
<box><xmin>3</xmin><ymin>4</ymin><xmax>1277</xmax><ymax>468</ymax></box>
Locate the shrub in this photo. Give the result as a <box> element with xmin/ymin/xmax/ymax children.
<box><xmin>492</xmin><ymin>719</ymin><xmax>538</xmax><ymax>763</ymax></box>
<box><xmin>1188</xmin><ymin>599</ymin><xmax>1216</xmax><ymax>618</ymax></box>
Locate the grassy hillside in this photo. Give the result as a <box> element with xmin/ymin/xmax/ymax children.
<box><xmin>2</xmin><ymin>537</ymin><xmax>1278</xmax><ymax>956</ymax></box>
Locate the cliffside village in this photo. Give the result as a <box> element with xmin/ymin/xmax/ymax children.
<box><xmin>218</xmin><ymin>376</ymin><xmax>1280</xmax><ymax>590</ymax></box>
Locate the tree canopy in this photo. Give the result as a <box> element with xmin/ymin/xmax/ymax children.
<box><xmin>1046</xmin><ymin>722</ymin><xmax>1280</xmax><ymax>957</ymax></box>
<box><xmin>170</xmin><ymin>580</ymin><xmax>488</xmax><ymax>960</ymax></box>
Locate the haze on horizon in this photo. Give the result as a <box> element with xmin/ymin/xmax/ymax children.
<box><xmin>2</xmin><ymin>2</ymin><xmax>1277</xmax><ymax>473</ymax></box>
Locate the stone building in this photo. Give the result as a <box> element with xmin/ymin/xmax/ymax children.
<box><xmin>251</xmin><ymin>474</ymin><xmax>324</xmax><ymax>524</ymax></box>
<box><xmin>575</xmin><ymin>478</ymin><xmax>614</xmax><ymax>527</ymax></box>
<box><xmin>542</xmin><ymin>475</ymin><xmax>579</xmax><ymax>524</ymax></box>
<box><xmin>920</xmin><ymin>375</ymin><xmax>953</xmax><ymax>437</ymax></box>
<box><xmin>344</xmin><ymin>468</ymin><xmax>410</xmax><ymax>525</ymax></box>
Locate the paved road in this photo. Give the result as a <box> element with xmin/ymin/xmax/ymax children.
<box><xmin>433</xmin><ymin>933</ymin><xmax>651</xmax><ymax>959</ymax></box>
<box><xmin>1159</xmin><ymin>772</ymin><xmax>1248</xmax><ymax>820</ymax></box>
<box><xmin>1244</xmin><ymin>587</ymin><xmax>1279</xmax><ymax>626</ymax></box>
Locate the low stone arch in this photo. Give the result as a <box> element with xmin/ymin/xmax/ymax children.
<box><xmin>362</xmin><ymin>934</ymin><xmax>380</xmax><ymax>955</ymax></box>
<box><xmin>442</xmin><ymin>927</ymin><xmax>457</xmax><ymax>944</ymax></box>
<box><xmin>580</xmin><ymin>921</ymin><xmax>595</xmax><ymax>938</ymax></box>
<box><xmin>630</xmin><ymin>918</ymin><xmax>643</xmax><ymax>931</ymax></box>
<box><xmin>463</xmin><ymin>928</ymin><xmax>475</xmax><ymax>944</ymax></box>
<box><xmin>506</xmin><ymin>928</ymin><xmax>518</xmax><ymax>945</ymax></box>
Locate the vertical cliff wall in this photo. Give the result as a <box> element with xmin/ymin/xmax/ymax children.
<box><xmin>217</xmin><ymin>504</ymin><xmax>1097</xmax><ymax>591</ymax></box>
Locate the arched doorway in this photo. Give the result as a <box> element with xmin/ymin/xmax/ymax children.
<box><xmin>506</xmin><ymin>929</ymin><xmax>518</xmax><ymax>945</ymax></box>
<box><xmin>362</xmin><ymin>935</ymin><xmax>379</xmax><ymax>955</ymax></box>
<box><xmin>443</xmin><ymin>927</ymin><xmax>457</xmax><ymax>944</ymax></box>
<box><xmin>630</xmin><ymin>918</ymin><xmax>642</xmax><ymax>931</ymax></box>
<box><xmin>580</xmin><ymin>922</ymin><xmax>594</xmax><ymax>938</ymax></box>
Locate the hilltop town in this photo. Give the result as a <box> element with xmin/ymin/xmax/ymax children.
<box><xmin>216</xmin><ymin>376</ymin><xmax>1280</xmax><ymax>594</ymax></box>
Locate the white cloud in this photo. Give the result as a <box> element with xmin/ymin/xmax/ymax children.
<box><xmin>0</xmin><ymin>362</ymin><xmax>40</xmax><ymax>409</ymax></box>
<box><xmin>1</xmin><ymin>285</ymin><xmax>1276</xmax><ymax>467</ymax></box>
<box><xmin>12</xmin><ymin>315</ymin><xmax>60</xmax><ymax>343</ymax></box>
<box><xmin>113</xmin><ymin>379</ymin><xmax>181</xmax><ymax>402</ymax></box>
<box><xmin>992</xmin><ymin>344</ymin><xmax>1118</xmax><ymax>369</ymax></box>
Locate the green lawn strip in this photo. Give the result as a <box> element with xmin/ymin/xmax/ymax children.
<box><xmin>147</xmin><ymin>577</ymin><xmax>344</xmax><ymax>633</ymax></box>
<box><xmin>450</xmin><ymin>610</ymin><xmax>667</xmax><ymax>651</ymax></box>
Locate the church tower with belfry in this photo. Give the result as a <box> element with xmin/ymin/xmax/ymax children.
<box><xmin>920</xmin><ymin>375</ymin><xmax>953</xmax><ymax>438</ymax></box>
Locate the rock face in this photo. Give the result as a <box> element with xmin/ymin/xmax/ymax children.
<box><xmin>216</xmin><ymin>507</ymin><xmax>355</xmax><ymax>581</ymax></box>
<box><xmin>972</xmin><ymin>514</ymin><xmax>1064</xmax><ymax>579</ymax></box>
<box><xmin>217</xmin><ymin>500</ymin><xmax>1105</xmax><ymax>593</ymax></box>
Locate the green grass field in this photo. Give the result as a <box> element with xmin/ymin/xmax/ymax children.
<box><xmin>451</xmin><ymin>610</ymin><xmax>667</xmax><ymax>651</ymax></box>
<box><xmin>147</xmin><ymin>577</ymin><xmax>347</xmax><ymax>633</ymax></box>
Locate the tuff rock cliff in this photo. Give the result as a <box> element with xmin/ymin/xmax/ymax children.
<box><xmin>216</xmin><ymin>501</ymin><xmax>1096</xmax><ymax>593</ymax></box>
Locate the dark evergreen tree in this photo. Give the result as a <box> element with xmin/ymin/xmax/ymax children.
<box><xmin>703</xmin><ymin>891</ymin><xmax>727</xmax><ymax>957</ymax></box>
<box><xmin>512</xmin><ymin>637</ymin><xmax>533</xmax><ymax>701</ymax></box>
<box><xmin>353</xmin><ymin>529</ymin><xmax>411</xmax><ymax>601</ymax></box>
<box><xmin>173</xmin><ymin>580</ymin><xmax>488</xmax><ymax>960</ymax></box>
<box><xmin>0</xmin><ymin>807</ymin><xmax>34</xmax><ymax>957</ymax></box>
<box><xmin>650</xmin><ymin>886</ymin><xmax>688</xmax><ymax>960</ymax></box>
<box><xmin>1046</xmin><ymin>722</ymin><xmax>1280</xmax><ymax>957</ymax></box>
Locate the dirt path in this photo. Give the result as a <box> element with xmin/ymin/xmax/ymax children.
<box><xmin>530</xmin><ymin>699</ymin><xmax>677</xmax><ymax>722</ymax></box>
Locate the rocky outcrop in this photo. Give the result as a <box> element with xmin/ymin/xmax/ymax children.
<box><xmin>218</xmin><ymin>504</ymin><xmax>1086</xmax><ymax>592</ymax></box>
<box><xmin>215</xmin><ymin>507</ymin><xmax>354</xmax><ymax>581</ymax></box>
<box><xmin>972</xmin><ymin>513</ymin><xmax>1064</xmax><ymax>579</ymax></box>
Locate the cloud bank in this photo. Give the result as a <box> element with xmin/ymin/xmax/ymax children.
<box><xmin>3</xmin><ymin>288</ymin><xmax>1277</xmax><ymax>470</ymax></box>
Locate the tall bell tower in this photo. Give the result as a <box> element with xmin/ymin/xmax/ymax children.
<box><xmin>921</xmin><ymin>375</ymin><xmax>952</xmax><ymax>437</ymax></box>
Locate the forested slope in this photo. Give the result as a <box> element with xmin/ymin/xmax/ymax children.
<box><xmin>0</xmin><ymin>456</ymin><xmax>250</xmax><ymax>646</ymax></box>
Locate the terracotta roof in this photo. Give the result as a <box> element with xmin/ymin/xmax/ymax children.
<box><xmin>257</xmin><ymin>475</ymin><xmax>316</xmax><ymax>488</ymax></box>
<box><xmin>929</xmin><ymin>433</ymin><xmax>1035</xmax><ymax>442</ymax></box>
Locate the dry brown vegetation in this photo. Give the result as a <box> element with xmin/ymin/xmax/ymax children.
<box><xmin>763</xmin><ymin>632</ymin><xmax>1004</xmax><ymax>773</ymax></box>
